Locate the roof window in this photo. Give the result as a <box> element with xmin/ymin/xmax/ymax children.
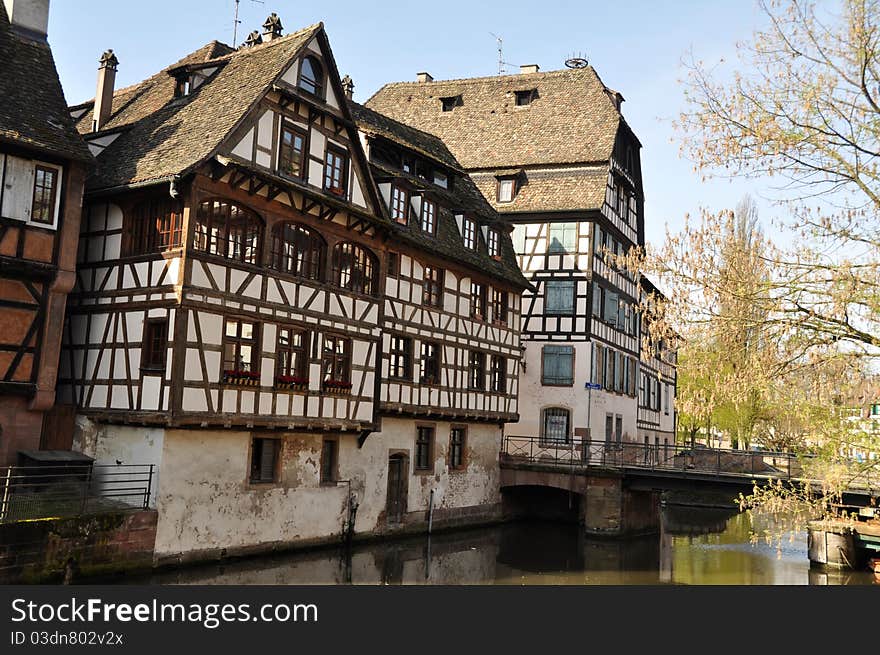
<box><xmin>440</xmin><ymin>95</ymin><xmax>461</xmax><ymax>112</ymax></box>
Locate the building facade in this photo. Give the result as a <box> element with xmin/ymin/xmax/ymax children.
<box><xmin>59</xmin><ymin>17</ymin><xmax>526</xmax><ymax>560</ymax></box>
<box><xmin>0</xmin><ymin>0</ymin><xmax>91</xmax><ymax>464</ymax></box>
<box><xmin>367</xmin><ymin>63</ymin><xmax>675</xmax><ymax>450</ymax></box>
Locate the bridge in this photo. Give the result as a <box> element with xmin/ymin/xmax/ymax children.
<box><xmin>499</xmin><ymin>436</ymin><xmax>878</xmax><ymax>536</ymax></box>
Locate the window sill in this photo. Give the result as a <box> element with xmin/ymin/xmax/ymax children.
<box><xmin>541</xmin><ymin>382</ymin><xmax>574</xmax><ymax>387</ymax></box>
<box><xmin>413</xmin><ymin>468</ymin><xmax>433</xmax><ymax>476</ymax></box>
<box><xmin>140</xmin><ymin>367</ymin><xmax>166</xmax><ymax>375</ymax></box>
<box><xmin>448</xmin><ymin>466</ymin><xmax>467</xmax><ymax>474</ymax></box>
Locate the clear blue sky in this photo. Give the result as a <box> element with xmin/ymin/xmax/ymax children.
<box><xmin>48</xmin><ymin>0</ymin><xmax>774</xmax><ymax>249</ymax></box>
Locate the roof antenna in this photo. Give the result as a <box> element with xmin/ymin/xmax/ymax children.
<box><xmin>232</xmin><ymin>0</ymin><xmax>264</xmax><ymax>48</ymax></box>
<box><xmin>490</xmin><ymin>33</ymin><xmax>513</xmax><ymax>76</ymax></box>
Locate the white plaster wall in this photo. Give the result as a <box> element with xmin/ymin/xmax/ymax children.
<box><xmin>512</xmin><ymin>341</ymin><xmax>638</xmax><ymax>443</ymax></box>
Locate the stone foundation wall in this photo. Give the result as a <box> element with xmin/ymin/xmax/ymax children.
<box><xmin>0</xmin><ymin>510</ymin><xmax>157</xmax><ymax>583</ymax></box>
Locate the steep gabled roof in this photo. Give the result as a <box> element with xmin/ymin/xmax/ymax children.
<box><xmin>75</xmin><ymin>25</ymin><xmax>321</xmax><ymax>191</ymax></box>
<box><xmin>0</xmin><ymin>5</ymin><xmax>91</xmax><ymax>162</ymax></box>
<box><xmin>351</xmin><ymin>101</ymin><xmax>528</xmax><ymax>290</ymax></box>
<box><xmin>365</xmin><ymin>66</ymin><xmax>624</xmax><ymax>170</ymax></box>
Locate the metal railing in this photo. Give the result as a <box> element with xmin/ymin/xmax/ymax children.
<box><xmin>0</xmin><ymin>464</ymin><xmax>154</xmax><ymax>524</ymax></box>
<box><xmin>501</xmin><ymin>436</ymin><xmax>803</xmax><ymax>480</ymax></box>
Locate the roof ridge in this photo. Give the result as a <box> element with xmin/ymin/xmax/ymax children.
<box><xmin>375</xmin><ymin>66</ymin><xmax>600</xmax><ymax>89</ymax></box>
<box><xmin>205</xmin><ymin>22</ymin><xmax>322</xmax><ymax>63</ymax></box>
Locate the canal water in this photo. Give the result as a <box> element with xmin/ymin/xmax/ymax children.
<box><xmin>132</xmin><ymin>506</ymin><xmax>878</xmax><ymax>585</ymax></box>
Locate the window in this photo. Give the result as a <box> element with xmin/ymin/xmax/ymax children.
<box><xmin>545</xmin><ymin>280</ymin><xmax>575</xmax><ymax>315</ymax></box>
<box><xmin>605</xmin><ymin>413</ymin><xmax>613</xmax><ymax>445</ymax></box>
<box><xmin>31</xmin><ymin>165</ymin><xmax>58</xmax><ymax>225</ymax></box>
<box><xmin>515</xmin><ymin>89</ymin><xmax>535</xmax><ymax>106</ymax></box>
<box><xmin>462</xmin><ymin>216</ymin><xmax>477</xmax><ymax>249</ymax></box>
<box><xmin>322</xmin><ymin>335</ymin><xmax>352</xmax><ymax>389</ymax></box>
<box><xmin>468</xmin><ymin>351</ymin><xmax>486</xmax><ymax>390</ymax></box>
<box><xmin>664</xmin><ymin>383</ymin><xmax>670</xmax><ymax>415</ymax></box>
<box><xmin>449</xmin><ymin>427</ymin><xmax>466</xmax><ymax>470</ymax></box>
<box><xmin>128</xmin><ymin>198</ymin><xmax>184</xmax><ymax>255</ymax></box>
<box><xmin>223</xmin><ymin>319</ymin><xmax>259</xmax><ymax>377</ymax></box>
<box><xmin>193</xmin><ymin>199</ymin><xmax>262</xmax><ymax>264</ymax></box>
<box><xmin>387</xmin><ymin>252</ymin><xmax>399</xmax><ymax>277</ymax></box>
<box><xmin>542</xmin><ymin>408</ymin><xmax>570</xmax><ymax>444</ymax></box>
<box><xmin>277</xmin><ymin>328</ymin><xmax>309</xmax><ymax>383</ymax></box>
<box><xmin>269</xmin><ymin>222</ymin><xmax>324</xmax><ymax>280</ymax></box>
<box><xmin>420</xmin><ymin>198</ymin><xmax>437</xmax><ymax>234</ymax></box>
<box><xmin>592</xmin><ymin>343</ymin><xmax>605</xmax><ymax>389</ymax></box>
<box><xmin>548</xmin><ymin>222</ymin><xmax>577</xmax><ymax>253</ymax></box>
<box><xmin>389</xmin><ymin>335</ymin><xmax>413</xmax><ymax>380</ymax></box>
<box><xmin>542</xmin><ymin>345</ymin><xmax>574</xmax><ymax>386</ymax></box>
<box><xmin>497</xmin><ymin>178</ymin><xmax>515</xmax><ymax>203</ymax></box>
<box><xmin>434</xmin><ymin>171</ymin><xmax>448</xmax><ymax>188</ymax></box>
<box><xmin>332</xmin><ymin>242</ymin><xmax>377</xmax><ymax>295</ymax></box>
<box><xmin>320</xmin><ymin>439</ymin><xmax>337</xmax><ymax>484</ymax></box>
<box><xmin>615</xmin><ymin>415</ymin><xmax>623</xmax><ymax>444</ymax></box>
<box><xmin>324</xmin><ymin>145</ymin><xmax>348</xmax><ymax>197</ymax></box>
<box><xmin>470</xmin><ymin>282</ymin><xmax>487</xmax><ymax>320</ymax></box>
<box><xmin>390</xmin><ymin>185</ymin><xmax>409</xmax><ymax>223</ymax></box>
<box><xmin>415</xmin><ymin>426</ymin><xmax>434</xmax><ymax>471</ymax></box>
<box><xmin>603</xmin><ymin>290</ymin><xmax>619</xmax><ymax>325</ymax></box>
<box><xmin>250</xmin><ymin>437</ymin><xmax>279</xmax><ymax>484</ymax></box>
<box><xmin>423</xmin><ymin>265</ymin><xmax>444</xmax><ymax>307</ymax></box>
<box><xmin>278</xmin><ymin>122</ymin><xmax>307</xmax><ymax>179</ymax></box>
<box><xmin>142</xmin><ymin>319</ymin><xmax>168</xmax><ymax>371</ymax></box>
<box><xmin>298</xmin><ymin>56</ymin><xmax>324</xmax><ymax>97</ymax></box>
<box><xmin>512</xmin><ymin>225</ymin><xmax>526</xmax><ymax>253</ymax></box>
<box><xmin>490</xmin><ymin>355</ymin><xmax>506</xmax><ymax>393</ymax></box>
<box><xmin>592</xmin><ymin>282</ymin><xmax>603</xmax><ymax>318</ymax></box>
<box><xmin>420</xmin><ymin>341</ymin><xmax>440</xmax><ymax>385</ymax></box>
<box><xmin>491</xmin><ymin>288</ymin><xmax>508</xmax><ymax>325</ymax></box>
<box><xmin>487</xmin><ymin>228</ymin><xmax>501</xmax><ymax>258</ymax></box>
<box><xmin>440</xmin><ymin>96</ymin><xmax>460</xmax><ymax>112</ymax></box>
<box><xmin>593</xmin><ymin>225</ymin><xmax>604</xmax><ymax>255</ymax></box>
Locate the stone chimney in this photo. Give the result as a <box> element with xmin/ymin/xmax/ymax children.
<box><xmin>3</xmin><ymin>0</ymin><xmax>50</xmax><ymax>41</ymax></box>
<box><xmin>341</xmin><ymin>75</ymin><xmax>354</xmax><ymax>100</ymax></box>
<box><xmin>92</xmin><ymin>49</ymin><xmax>118</xmax><ymax>133</ymax></box>
<box><xmin>520</xmin><ymin>64</ymin><xmax>540</xmax><ymax>74</ymax></box>
<box><xmin>416</xmin><ymin>72</ymin><xmax>433</xmax><ymax>83</ymax></box>
<box><xmin>243</xmin><ymin>30</ymin><xmax>262</xmax><ymax>48</ymax></box>
<box><xmin>262</xmin><ymin>13</ymin><xmax>283</xmax><ymax>41</ymax></box>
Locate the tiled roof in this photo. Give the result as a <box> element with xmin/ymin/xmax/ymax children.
<box><xmin>0</xmin><ymin>5</ymin><xmax>91</xmax><ymax>162</ymax></box>
<box><xmin>470</xmin><ymin>167</ymin><xmax>608</xmax><ymax>214</ymax></box>
<box><xmin>352</xmin><ymin>103</ymin><xmax>528</xmax><ymax>289</ymax></box>
<box><xmin>73</xmin><ymin>25</ymin><xmax>321</xmax><ymax>191</ymax></box>
<box><xmin>365</xmin><ymin>67</ymin><xmax>622</xmax><ymax>170</ymax></box>
<box><xmin>349</xmin><ymin>102</ymin><xmax>462</xmax><ymax>172</ymax></box>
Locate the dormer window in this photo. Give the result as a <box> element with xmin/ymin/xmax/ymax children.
<box><xmin>434</xmin><ymin>171</ymin><xmax>448</xmax><ymax>188</ymax></box>
<box><xmin>487</xmin><ymin>228</ymin><xmax>501</xmax><ymax>259</ymax></box>
<box><xmin>298</xmin><ymin>56</ymin><xmax>324</xmax><ymax>98</ymax></box>
<box><xmin>497</xmin><ymin>178</ymin><xmax>516</xmax><ymax>203</ymax></box>
<box><xmin>462</xmin><ymin>216</ymin><xmax>477</xmax><ymax>249</ymax></box>
<box><xmin>390</xmin><ymin>184</ymin><xmax>409</xmax><ymax>223</ymax></box>
<box><xmin>420</xmin><ymin>199</ymin><xmax>437</xmax><ymax>235</ymax></box>
<box><xmin>174</xmin><ymin>74</ymin><xmax>192</xmax><ymax>97</ymax></box>
<box><xmin>440</xmin><ymin>95</ymin><xmax>461</xmax><ymax>112</ymax></box>
<box><xmin>514</xmin><ymin>89</ymin><xmax>536</xmax><ymax>106</ymax></box>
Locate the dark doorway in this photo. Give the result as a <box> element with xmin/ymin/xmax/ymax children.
<box><xmin>386</xmin><ymin>453</ymin><xmax>409</xmax><ymax>524</ymax></box>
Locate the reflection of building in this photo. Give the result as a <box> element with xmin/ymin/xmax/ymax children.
<box><xmin>367</xmin><ymin>63</ymin><xmax>676</xmax><ymax>448</ymax></box>
<box><xmin>59</xmin><ymin>15</ymin><xmax>527</xmax><ymax>561</ymax></box>
<box><xmin>0</xmin><ymin>1</ymin><xmax>91</xmax><ymax>464</ymax></box>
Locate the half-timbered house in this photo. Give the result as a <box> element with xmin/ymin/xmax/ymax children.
<box><xmin>0</xmin><ymin>0</ymin><xmax>92</xmax><ymax>464</ymax></box>
<box><xmin>366</xmin><ymin>63</ymin><xmax>675</xmax><ymax>449</ymax></box>
<box><xmin>637</xmin><ymin>277</ymin><xmax>677</xmax><ymax>454</ymax></box>
<box><xmin>59</xmin><ymin>16</ymin><xmax>526</xmax><ymax>560</ymax></box>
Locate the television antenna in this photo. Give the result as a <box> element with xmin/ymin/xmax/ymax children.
<box><xmin>232</xmin><ymin>0</ymin><xmax>264</xmax><ymax>48</ymax></box>
<box><xmin>489</xmin><ymin>33</ymin><xmax>514</xmax><ymax>75</ymax></box>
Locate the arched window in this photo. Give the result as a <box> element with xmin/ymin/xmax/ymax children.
<box><xmin>541</xmin><ymin>407</ymin><xmax>571</xmax><ymax>444</ymax></box>
<box><xmin>269</xmin><ymin>222</ymin><xmax>325</xmax><ymax>280</ymax></box>
<box><xmin>127</xmin><ymin>198</ymin><xmax>184</xmax><ymax>255</ymax></box>
<box><xmin>298</xmin><ymin>56</ymin><xmax>324</xmax><ymax>97</ymax></box>
<box><xmin>193</xmin><ymin>199</ymin><xmax>262</xmax><ymax>264</ymax></box>
<box><xmin>332</xmin><ymin>242</ymin><xmax>377</xmax><ymax>295</ymax></box>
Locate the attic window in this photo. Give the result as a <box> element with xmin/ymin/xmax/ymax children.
<box><xmin>174</xmin><ymin>75</ymin><xmax>192</xmax><ymax>97</ymax></box>
<box><xmin>514</xmin><ymin>89</ymin><xmax>536</xmax><ymax>106</ymax></box>
<box><xmin>440</xmin><ymin>95</ymin><xmax>461</xmax><ymax>112</ymax></box>
<box><xmin>497</xmin><ymin>178</ymin><xmax>516</xmax><ymax>203</ymax></box>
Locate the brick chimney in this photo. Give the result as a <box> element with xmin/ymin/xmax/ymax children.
<box><xmin>416</xmin><ymin>72</ymin><xmax>433</xmax><ymax>83</ymax></box>
<box><xmin>92</xmin><ymin>49</ymin><xmax>118</xmax><ymax>133</ymax></box>
<box><xmin>3</xmin><ymin>0</ymin><xmax>50</xmax><ymax>41</ymax></box>
<box><xmin>520</xmin><ymin>64</ymin><xmax>540</xmax><ymax>74</ymax></box>
<box><xmin>341</xmin><ymin>75</ymin><xmax>354</xmax><ymax>100</ymax></box>
<box><xmin>262</xmin><ymin>13</ymin><xmax>283</xmax><ymax>41</ymax></box>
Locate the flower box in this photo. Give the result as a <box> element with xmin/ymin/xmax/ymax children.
<box><xmin>275</xmin><ymin>375</ymin><xmax>309</xmax><ymax>392</ymax></box>
<box><xmin>323</xmin><ymin>379</ymin><xmax>353</xmax><ymax>394</ymax></box>
<box><xmin>223</xmin><ymin>369</ymin><xmax>260</xmax><ymax>386</ymax></box>
<box><xmin>327</xmin><ymin>186</ymin><xmax>346</xmax><ymax>198</ymax></box>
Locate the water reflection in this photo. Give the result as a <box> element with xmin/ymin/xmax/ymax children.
<box><xmin>125</xmin><ymin>507</ymin><xmax>877</xmax><ymax>585</ymax></box>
